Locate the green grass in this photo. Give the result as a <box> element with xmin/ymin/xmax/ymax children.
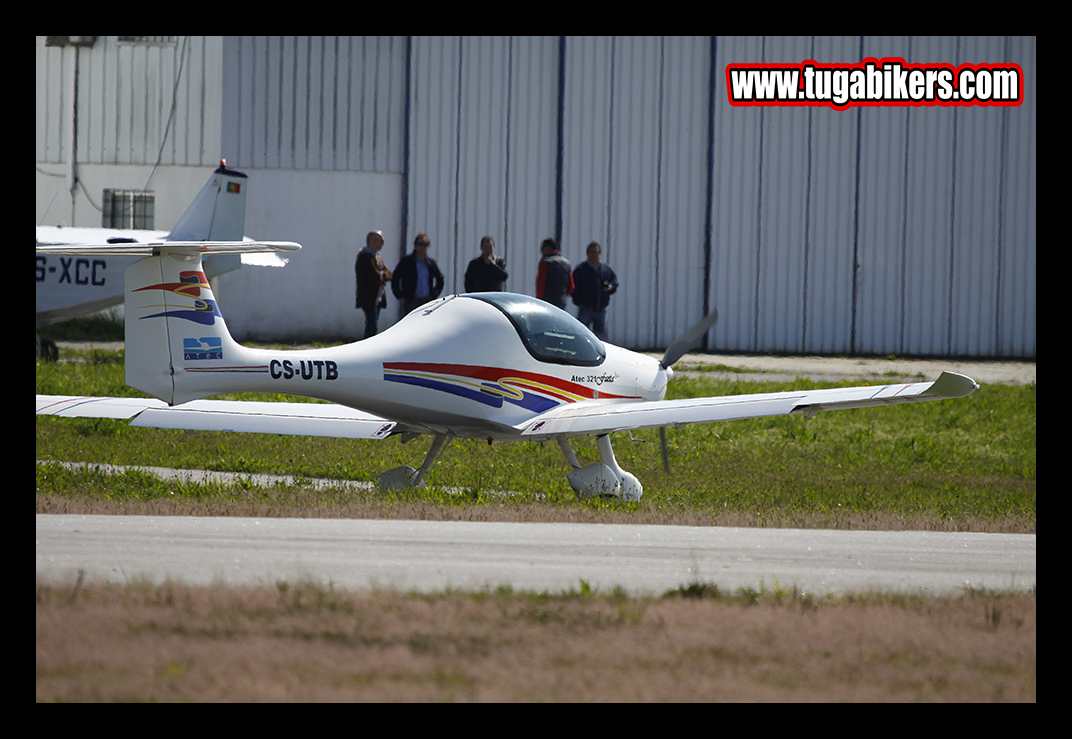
<box><xmin>36</xmin><ymin>348</ymin><xmax>1036</xmax><ymax>531</ymax></box>
<box><xmin>37</xmin><ymin>310</ymin><xmax>125</xmax><ymax>342</ymax></box>
<box><xmin>671</xmin><ymin>362</ymin><xmax>773</xmax><ymax>375</ymax></box>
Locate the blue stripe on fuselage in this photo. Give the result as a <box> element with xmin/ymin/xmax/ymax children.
<box><xmin>384</xmin><ymin>373</ymin><xmax>559</xmax><ymax>414</ymax></box>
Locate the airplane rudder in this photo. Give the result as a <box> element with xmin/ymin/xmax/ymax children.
<box><xmin>206</xmin><ymin>166</ymin><xmax>247</xmax><ymax>241</ymax></box>
<box><xmin>124</xmin><ymin>252</ymin><xmax>241</xmax><ymax>405</ymax></box>
<box><xmin>167</xmin><ymin>163</ymin><xmax>247</xmax><ymax>242</ymax></box>
<box><xmin>124</xmin><ymin>255</ymin><xmax>175</xmax><ymax>403</ymax></box>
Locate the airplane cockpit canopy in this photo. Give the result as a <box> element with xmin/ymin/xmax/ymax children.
<box><xmin>467</xmin><ymin>292</ymin><xmax>606</xmax><ymax>367</ymax></box>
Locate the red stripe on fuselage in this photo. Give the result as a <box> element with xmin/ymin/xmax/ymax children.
<box><xmin>382</xmin><ymin>362</ymin><xmax>632</xmax><ymax>401</ymax></box>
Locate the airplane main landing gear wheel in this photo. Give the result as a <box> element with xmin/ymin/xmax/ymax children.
<box><xmin>379</xmin><ymin>433</ymin><xmax>454</xmax><ymax>490</ymax></box>
<box><xmin>559</xmin><ymin>434</ymin><xmax>643</xmax><ymax>501</ymax></box>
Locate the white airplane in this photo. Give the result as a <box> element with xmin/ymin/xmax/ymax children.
<box><xmin>36</xmin><ymin>161</ymin><xmax>286</xmax><ymax>357</ymax></box>
<box><xmin>35</xmin><ymin>241</ymin><xmax>979</xmax><ymax>501</ymax></box>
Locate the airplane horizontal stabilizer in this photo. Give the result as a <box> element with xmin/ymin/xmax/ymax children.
<box><xmin>33</xmin><ymin>241</ymin><xmax>302</xmax><ymax>257</ymax></box>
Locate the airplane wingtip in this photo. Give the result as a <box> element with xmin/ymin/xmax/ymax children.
<box><xmin>931</xmin><ymin>371</ymin><xmax>980</xmax><ymax>398</ymax></box>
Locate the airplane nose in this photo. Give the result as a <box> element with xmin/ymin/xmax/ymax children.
<box><xmin>648</xmin><ymin>365</ymin><xmax>673</xmax><ymax>399</ymax></box>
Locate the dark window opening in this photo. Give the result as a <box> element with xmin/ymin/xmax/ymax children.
<box><xmin>102</xmin><ymin>189</ymin><xmax>154</xmax><ymax>230</ymax></box>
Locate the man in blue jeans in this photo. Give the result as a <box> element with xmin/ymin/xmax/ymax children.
<box><xmin>571</xmin><ymin>240</ymin><xmax>618</xmax><ymax>340</ymax></box>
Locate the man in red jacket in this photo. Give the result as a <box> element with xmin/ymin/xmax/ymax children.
<box><xmin>535</xmin><ymin>237</ymin><xmax>573</xmax><ymax>309</ymax></box>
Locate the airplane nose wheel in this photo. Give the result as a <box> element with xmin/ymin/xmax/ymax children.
<box><xmin>559</xmin><ymin>434</ymin><xmax>642</xmax><ymax>502</ymax></box>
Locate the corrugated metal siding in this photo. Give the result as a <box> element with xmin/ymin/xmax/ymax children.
<box><xmin>450</xmin><ymin>36</ymin><xmax>514</xmax><ymax>292</ymax></box>
<box><xmin>221</xmin><ymin>36</ymin><xmax>406</xmax><ymax>173</ymax></box>
<box><xmin>406</xmin><ymin>36</ymin><xmax>560</xmax><ymax>296</ymax></box>
<box><xmin>796</xmin><ymin>36</ymin><xmax>861</xmax><ymax>357</ymax></box>
<box><xmin>754</xmin><ymin>36</ymin><xmax>815</xmax><ymax>355</ymax></box>
<box><xmin>611</xmin><ymin>37</ymin><xmax>711</xmax><ymax>349</ymax></box>
<box><xmin>607</xmin><ymin>35</ymin><xmax>664</xmax><ymax>348</ymax></box>
<box><xmin>901</xmin><ymin>37</ymin><xmax>958</xmax><ymax>356</ymax></box>
<box><xmin>36</xmin><ymin>37</ymin><xmax>67</xmax><ymax>163</ymax></box>
<box><xmin>406</xmin><ymin>36</ymin><xmax>461</xmax><ymax>277</ymax></box>
<box><xmin>703</xmin><ymin>35</ymin><xmax>1034</xmax><ymax>357</ymax></box>
<box><xmin>407</xmin><ymin>36</ymin><xmax>714</xmax><ymax>348</ymax></box>
<box><xmin>998</xmin><ymin>36</ymin><xmax>1036</xmax><ymax>358</ymax></box>
<box><xmin>709</xmin><ymin>35</ymin><xmax>765</xmax><ymax>353</ymax></box>
<box><xmin>849</xmin><ymin>35</ymin><xmax>1037</xmax><ymax>359</ymax></box>
<box><xmin>950</xmin><ymin>35</ymin><xmax>1017</xmax><ymax>358</ymax></box>
<box><xmin>560</xmin><ymin>35</ymin><xmax>615</xmax><ymax>297</ymax></box>
<box><xmin>501</xmin><ymin>37</ymin><xmax>560</xmax><ymax>298</ymax></box>
<box><xmin>287</xmin><ymin>34</ymin><xmax>1038</xmax><ymax>357</ymax></box>
<box><xmin>855</xmin><ymin>37</ymin><xmax>913</xmax><ymax>357</ymax></box>
<box><xmin>562</xmin><ymin>36</ymin><xmax>666</xmax><ymax>348</ymax></box>
<box><xmin>36</xmin><ymin>36</ymin><xmax>222</xmax><ymax>167</ymax></box>
<box><xmin>654</xmin><ymin>37</ymin><xmax>713</xmax><ymax>349</ymax></box>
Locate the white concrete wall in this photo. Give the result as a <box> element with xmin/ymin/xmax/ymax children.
<box><xmin>214</xmin><ymin>169</ymin><xmax>404</xmax><ymax>342</ymax></box>
<box><xmin>36</xmin><ymin>164</ymin><xmax>218</xmax><ymax>231</ymax></box>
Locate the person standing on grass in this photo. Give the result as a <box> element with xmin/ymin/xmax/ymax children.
<box><xmin>392</xmin><ymin>232</ymin><xmax>445</xmax><ymax>316</ymax></box>
<box><xmin>571</xmin><ymin>240</ymin><xmax>618</xmax><ymax>340</ymax></box>
<box><xmin>535</xmin><ymin>237</ymin><xmax>573</xmax><ymax>309</ymax></box>
<box><xmin>355</xmin><ymin>230</ymin><xmax>392</xmax><ymax>339</ymax></box>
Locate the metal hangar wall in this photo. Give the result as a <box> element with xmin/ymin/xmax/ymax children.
<box><xmin>37</xmin><ymin>36</ymin><xmax>1036</xmax><ymax>357</ymax></box>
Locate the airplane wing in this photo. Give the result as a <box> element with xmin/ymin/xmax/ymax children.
<box><xmin>36</xmin><ymin>395</ymin><xmax>396</xmax><ymax>440</ymax></box>
<box><xmin>34</xmin><ymin>240</ymin><xmax>302</xmax><ymax>257</ymax></box>
<box><xmin>38</xmin><ymin>372</ymin><xmax>977</xmax><ymax>442</ymax></box>
<box><xmin>37</xmin><ymin>228</ymin><xmax>290</xmax><ymax>267</ymax></box>
<box><xmin>516</xmin><ymin>371</ymin><xmax>979</xmax><ymax>438</ymax></box>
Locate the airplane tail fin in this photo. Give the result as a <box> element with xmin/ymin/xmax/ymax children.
<box><xmin>124</xmin><ymin>251</ymin><xmax>215</xmax><ymax>404</ymax></box>
<box><xmin>167</xmin><ymin>161</ymin><xmax>248</xmax><ymax>242</ymax></box>
<box><xmin>47</xmin><ymin>241</ymin><xmax>296</xmax><ymax>405</ymax></box>
<box><xmin>119</xmin><ymin>242</ymin><xmax>300</xmax><ymax>405</ymax></box>
<box><xmin>166</xmin><ymin>162</ymin><xmax>250</xmax><ymax>280</ymax></box>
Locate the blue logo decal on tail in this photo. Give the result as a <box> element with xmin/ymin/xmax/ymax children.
<box><xmin>183</xmin><ymin>337</ymin><xmax>223</xmax><ymax>361</ymax></box>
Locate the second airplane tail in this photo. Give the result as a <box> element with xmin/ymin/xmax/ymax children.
<box><xmin>167</xmin><ymin>161</ymin><xmax>248</xmax><ymax>243</ymax></box>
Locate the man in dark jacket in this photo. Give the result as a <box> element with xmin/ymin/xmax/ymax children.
<box><xmin>535</xmin><ymin>237</ymin><xmax>573</xmax><ymax>309</ymax></box>
<box><xmin>571</xmin><ymin>240</ymin><xmax>618</xmax><ymax>339</ymax></box>
<box><xmin>464</xmin><ymin>235</ymin><xmax>509</xmax><ymax>292</ymax></box>
<box><xmin>355</xmin><ymin>230</ymin><xmax>392</xmax><ymax>339</ymax></box>
<box><xmin>391</xmin><ymin>231</ymin><xmax>445</xmax><ymax>316</ymax></box>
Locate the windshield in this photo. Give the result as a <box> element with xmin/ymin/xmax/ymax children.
<box><xmin>467</xmin><ymin>293</ymin><xmax>606</xmax><ymax>367</ymax></box>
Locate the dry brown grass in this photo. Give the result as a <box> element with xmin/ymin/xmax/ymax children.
<box><xmin>37</xmin><ymin>577</ymin><xmax>1035</xmax><ymax>702</ymax></box>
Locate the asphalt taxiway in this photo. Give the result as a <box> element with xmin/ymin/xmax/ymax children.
<box><xmin>36</xmin><ymin>514</ymin><xmax>1034</xmax><ymax>595</ymax></box>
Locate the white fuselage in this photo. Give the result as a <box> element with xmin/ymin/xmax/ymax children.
<box><xmin>174</xmin><ymin>294</ymin><xmax>668</xmax><ymax>440</ymax></box>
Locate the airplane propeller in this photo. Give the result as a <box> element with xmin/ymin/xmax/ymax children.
<box><xmin>657</xmin><ymin>309</ymin><xmax>719</xmax><ymax>473</ymax></box>
<box><xmin>661</xmin><ymin>309</ymin><xmax>719</xmax><ymax>370</ymax></box>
